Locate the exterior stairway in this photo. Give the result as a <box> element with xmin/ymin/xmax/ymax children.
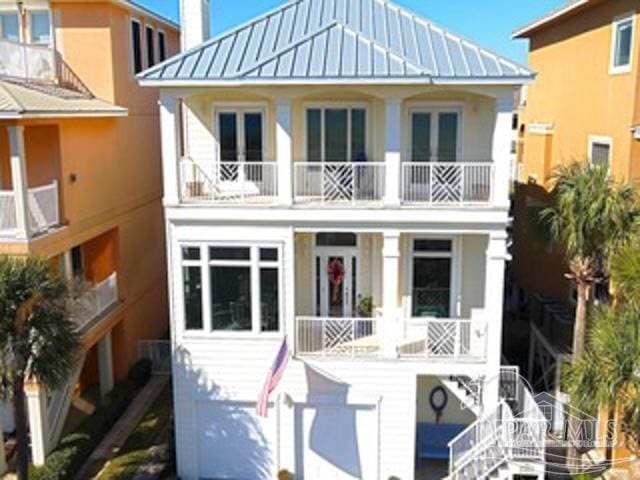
<box><xmin>442</xmin><ymin>376</ymin><xmax>483</xmax><ymax>416</ymax></box>
<box><xmin>46</xmin><ymin>352</ymin><xmax>87</xmax><ymax>451</ymax></box>
<box><xmin>447</xmin><ymin>367</ymin><xmax>547</xmax><ymax>480</ymax></box>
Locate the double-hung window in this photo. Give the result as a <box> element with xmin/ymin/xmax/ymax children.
<box><xmin>130</xmin><ymin>19</ymin><xmax>143</xmax><ymax>74</ymax></box>
<box><xmin>611</xmin><ymin>13</ymin><xmax>634</xmax><ymax>73</ymax></box>
<box><xmin>588</xmin><ymin>136</ymin><xmax>612</xmax><ymax>169</ymax></box>
<box><xmin>145</xmin><ymin>25</ymin><xmax>155</xmax><ymax>67</ymax></box>
<box><xmin>157</xmin><ymin>31</ymin><xmax>167</xmax><ymax>62</ymax></box>
<box><xmin>181</xmin><ymin>244</ymin><xmax>281</xmax><ymax>333</ymax></box>
<box><xmin>306</xmin><ymin>107</ymin><xmax>367</xmax><ymax>162</ymax></box>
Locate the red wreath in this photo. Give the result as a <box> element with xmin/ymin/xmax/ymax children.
<box><xmin>327</xmin><ymin>258</ymin><xmax>345</xmax><ymax>303</ymax></box>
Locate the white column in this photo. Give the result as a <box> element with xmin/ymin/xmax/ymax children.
<box><xmin>284</xmin><ymin>228</ymin><xmax>296</xmax><ymax>347</ymax></box>
<box><xmin>26</xmin><ymin>382</ymin><xmax>48</xmax><ymax>466</ymax></box>
<box><xmin>160</xmin><ymin>93</ymin><xmax>181</xmax><ymax>206</ymax></box>
<box><xmin>0</xmin><ymin>427</ymin><xmax>6</xmax><ymax>476</ymax></box>
<box><xmin>8</xmin><ymin>125</ymin><xmax>30</xmax><ymax>240</ymax></box>
<box><xmin>276</xmin><ymin>98</ymin><xmax>293</xmax><ymax>206</ymax></box>
<box><xmin>382</xmin><ymin>231</ymin><xmax>401</xmax><ymax>358</ymax></box>
<box><xmin>98</xmin><ymin>331</ymin><xmax>114</xmax><ymax>398</ymax></box>
<box><xmin>62</xmin><ymin>250</ymin><xmax>73</xmax><ymax>282</ymax></box>
<box><xmin>482</xmin><ymin>231</ymin><xmax>509</xmax><ymax>408</ymax></box>
<box><xmin>180</xmin><ymin>0</ymin><xmax>210</xmax><ymax>51</ymax></box>
<box><xmin>491</xmin><ymin>92</ymin><xmax>515</xmax><ymax>209</ymax></box>
<box><xmin>384</xmin><ymin>99</ymin><xmax>402</xmax><ymax>207</ymax></box>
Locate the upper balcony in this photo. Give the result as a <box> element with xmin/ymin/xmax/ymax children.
<box><xmin>162</xmin><ymin>87</ymin><xmax>514</xmax><ymax>215</ymax></box>
<box><xmin>0</xmin><ymin>38</ymin><xmax>56</xmax><ymax>83</ymax></box>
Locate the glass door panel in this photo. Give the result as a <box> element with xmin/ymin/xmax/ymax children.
<box><xmin>244</xmin><ymin>113</ymin><xmax>263</xmax><ymax>162</ymax></box>
<box><xmin>325</xmin><ymin>109</ymin><xmax>348</xmax><ymax>162</ymax></box>
<box><xmin>437</xmin><ymin>112</ymin><xmax>458</xmax><ymax>162</ymax></box>
<box><xmin>411</xmin><ymin>112</ymin><xmax>431</xmax><ymax>162</ymax></box>
<box><xmin>219</xmin><ymin>113</ymin><xmax>239</xmax><ymax>162</ymax></box>
<box><xmin>412</xmin><ymin>257</ymin><xmax>451</xmax><ymax>318</ymax></box>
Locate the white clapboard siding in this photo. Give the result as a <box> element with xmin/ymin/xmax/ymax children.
<box><xmin>184</xmin><ymin>105</ymin><xmax>214</xmax><ymax>166</ymax></box>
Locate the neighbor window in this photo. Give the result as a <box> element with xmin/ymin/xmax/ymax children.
<box><xmin>130</xmin><ymin>20</ymin><xmax>143</xmax><ymax>74</ymax></box>
<box><xmin>611</xmin><ymin>14</ymin><xmax>634</xmax><ymax>72</ymax></box>
<box><xmin>29</xmin><ymin>11</ymin><xmax>50</xmax><ymax>44</ymax></box>
<box><xmin>306</xmin><ymin>107</ymin><xmax>367</xmax><ymax>161</ymax></box>
<box><xmin>411</xmin><ymin>239</ymin><xmax>453</xmax><ymax>318</ymax></box>
<box><xmin>0</xmin><ymin>13</ymin><xmax>19</xmax><ymax>42</ymax></box>
<box><xmin>181</xmin><ymin>244</ymin><xmax>281</xmax><ymax>333</ymax></box>
<box><xmin>158</xmin><ymin>31</ymin><xmax>167</xmax><ymax>62</ymax></box>
<box><xmin>145</xmin><ymin>25</ymin><xmax>155</xmax><ymax>67</ymax></box>
<box><xmin>589</xmin><ymin>137</ymin><xmax>612</xmax><ymax>169</ymax></box>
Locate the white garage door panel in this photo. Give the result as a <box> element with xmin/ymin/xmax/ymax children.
<box><xmin>196</xmin><ymin>400</ymin><xmax>276</xmax><ymax>480</ymax></box>
<box><xmin>296</xmin><ymin>403</ymin><xmax>378</xmax><ymax>480</ymax></box>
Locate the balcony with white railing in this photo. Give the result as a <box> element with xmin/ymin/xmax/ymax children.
<box><xmin>294</xmin><ymin>315</ymin><xmax>488</xmax><ymax>363</ymax></box>
<box><xmin>179</xmin><ymin>158</ymin><xmax>278</xmax><ymax>204</ymax></box>
<box><xmin>294</xmin><ymin>161</ymin><xmax>386</xmax><ymax>206</ymax></box>
<box><xmin>0</xmin><ymin>180</ymin><xmax>60</xmax><ymax>238</ymax></box>
<box><xmin>0</xmin><ymin>39</ymin><xmax>56</xmax><ymax>82</ymax></box>
<box><xmin>401</xmin><ymin>162</ymin><xmax>494</xmax><ymax>205</ymax></box>
<box><xmin>69</xmin><ymin>272</ymin><xmax>119</xmax><ymax>334</ymax></box>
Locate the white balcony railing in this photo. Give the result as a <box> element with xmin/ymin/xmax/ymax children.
<box><xmin>397</xmin><ymin>317</ymin><xmax>488</xmax><ymax>361</ymax></box>
<box><xmin>0</xmin><ymin>181</ymin><xmax>60</xmax><ymax>237</ymax></box>
<box><xmin>180</xmin><ymin>159</ymin><xmax>278</xmax><ymax>204</ymax></box>
<box><xmin>295</xmin><ymin>316</ymin><xmax>487</xmax><ymax>362</ymax></box>
<box><xmin>402</xmin><ymin>162</ymin><xmax>494</xmax><ymax>204</ymax></box>
<box><xmin>0</xmin><ymin>39</ymin><xmax>56</xmax><ymax>81</ymax></box>
<box><xmin>294</xmin><ymin>162</ymin><xmax>386</xmax><ymax>205</ymax></box>
<box><xmin>70</xmin><ymin>272</ymin><xmax>119</xmax><ymax>333</ymax></box>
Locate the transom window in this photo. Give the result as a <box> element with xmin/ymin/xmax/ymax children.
<box><xmin>611</xmin><ymin>14</ymin><xmax>634</xmax><ymax>73</ymax></box>
<box><xmin>0</xmin><ymin>13</ymin><xmax>19</xmax><ymax>42</ymax></box>
<box><xmin>306</xmin><ymin>107</ymin><xmax>367</xmax><ymax>162</ymax></box>
<box><xmin>181</xmin><ymin>245</ymin><xmax>281</xmax><ymax>333</ymax></box>
<box><xmin>411</xmin><ymin>239</ymin><xmax>453</xmax><ymax>318</ymax></box>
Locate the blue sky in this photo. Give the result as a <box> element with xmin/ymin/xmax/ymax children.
<box><xmin>138</xmin><ymin>0</ymin><xmax>566</xmax><ymax>64</ymax></box>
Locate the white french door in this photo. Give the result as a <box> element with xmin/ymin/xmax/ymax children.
<box><xmin>315</xmin><ymin>249</ymin><xmax>358</xmax><ymax>318</ymax></box>
<box><xmin>217</xmin><ymin>109</ymin><xmax>265</xmax><ymax>163</ymax></box>
<box><xmin>408</xmin><ymin>108</ymin><xmax>461</xmax><ymax>162</ymax></box>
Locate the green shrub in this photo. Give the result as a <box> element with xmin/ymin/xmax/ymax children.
<box><xmin>30</xmin><ymin>359</ymin><xmax>153</xmax><ymax>479</ymax></box>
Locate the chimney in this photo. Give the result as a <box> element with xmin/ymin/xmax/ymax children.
<box><xmin>180</xmin><ymin>0</ymin><xmax>210</xmax><ymax>52</ymax></box>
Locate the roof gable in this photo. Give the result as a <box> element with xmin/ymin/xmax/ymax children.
<box><xmin>140</xmin><ymin>0</ymin><xmax>533</xmax><ymax>84</ymax></box>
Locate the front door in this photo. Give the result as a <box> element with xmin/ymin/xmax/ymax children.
<box><xmin>315</xmin><ymin>251</ymin><xmax>358</xmax><ymax>318</ymax></box>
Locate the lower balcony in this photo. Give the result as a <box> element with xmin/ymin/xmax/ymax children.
<box><xmin>0</xmin><ymin>180</ymin><xmax>60</xmax><ymax>238</ymax></box>
<box><xmin>70</xmin><ymin>272</ymin><xmax>119</xmax><ymax>335</ymax></box>
<box><xmin>295</xmin><ymin>314</ymin><xmax>488</xmax><ymax>362</ymax></box>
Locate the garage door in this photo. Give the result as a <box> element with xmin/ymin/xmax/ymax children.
<box><xmin>295</xmin><ymin>402</ymin><xmax>379</xmax><ymax>480</ymax></box>
<box><xmin>196</xmin><ymin>400</ymin><xmax>276</xmax><ymax>480</ymax></box>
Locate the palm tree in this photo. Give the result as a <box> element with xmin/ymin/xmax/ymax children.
<box><xmin>564</xmin><ymin>304</ymin><xmax>640</xmax><ymax>457</ymax></box>
<box><xmin>0</xmin><ymin>256</ymin><xmax>80</xmax><ymax>480</ymax></box>
<box><xmin>541</xmin><ymin>162</ymin><xmax>640</xmax><ymax>360</ymax></box>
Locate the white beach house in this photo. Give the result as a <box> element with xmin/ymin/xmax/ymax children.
<box><xmin>139</xmin><ymin>0</ymin><xmax>546</xmax><ymax>478</ymax></box>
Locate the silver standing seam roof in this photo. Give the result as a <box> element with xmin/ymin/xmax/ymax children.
<box><xmin>138</xmin><ymin>0</ymin><xmax>533</xmax><ymax>85</ymax></box>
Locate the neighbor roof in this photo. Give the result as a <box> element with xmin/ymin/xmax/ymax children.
<box><xmin>513</xmin><ymin>0</ymin><xmax>596</xmax><ymax>38</ymax></box>
<box><xmin>139</xmin><ymin>0</ymin><xmax>533</xmax><ymax>86</ymax></box>
<box><xmin>0</xmin><ymin>80</ymin><xmax>128</xmax><ymax>119</ymax></box>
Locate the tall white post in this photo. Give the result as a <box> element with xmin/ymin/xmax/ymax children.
<box><xmin>0</xmin><ymin>427</ymin><xmax>6</xmax><ymax>476</ymax></box>
<box><xmin>62</xmin><ymin>250</ymin><xmax>74</xmax><ymax>281</ymax></box>
<box><xmin>180</xmin><ymin>0</ymin><xmax>210</xmax><ymax>51</ymax></box>
<box><xmin>284</xmin><ymin>228</ymin><xmax>296</xmax><ymax>348</ymax></box>
<box><xmin>160</xmin><ymin>94</ymin><xmax>181</xmax><ymax>206</ymax></box>
<box><xmin>98</xmin><ymin>330</ymin><xmax>115</xmax><ymax>398</ymax></box>
<box><xmin>276</xmin><ymin>98</ymin><xmax>293</xmax><ymax>206</ymax></box>
<box><xmin>482</xmin><ymin>231</ymin><xmax>509</xmax><ymax>408</ymax></box>
<box><xmin>382</xmin><ymin>231</ymin><xmax>401</xmax><ymax>358</ymax></box>
<box><xmin>491</xmin><ymin>92</ymin><xmax>515</xmax><ymax>209</ymax></box>
<box><xmin>384</xmin><ymin>99</ymin><xmax>402</xmax><ymax>207</ymax></box>
<box><xmin>8</xmin><ymin>125</ymin><xmax>31</xmax><ymax>240</ymax></box>
<box><xmin>26</xmin><ymin>382</ymin><xmax>49</xmax><ymax>465</ymax></box>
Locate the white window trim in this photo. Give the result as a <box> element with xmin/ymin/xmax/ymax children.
<box><xmin>302</xmin><ymin>101</ymin><xmax>371</xmax><ymax>163</ymax></box>
<box><xmin>129</xmin><ymin>17</ymin><xmax>143</xmax><ymax>77</ymax></box>
<box><xmin>212</xmin><ymin>102</ymin><xmax>269</xmax><ymax>164</ymax></box>
<box><xmin>178</xmin><ymin>241</ymin><xmax>284</xmax><ymax>339</ymax></box>
<box><xmin>404</xmin><ymin>101</ymin><xmax>465</xmax><ymax>162</ymax></box>
<box><xmin>403</xmin><ymin>235</ymin><xmax>462</xmax><ymax>319</ymax></box>
<box><xmin>587</xmin><ymin>135</ymin><xmax>612</xmax><ymax>168</ymax></box>
<box><xmin>610</xmin><ymin>12</ymin><xmax>635</xmax><ymax>75</ymax></box>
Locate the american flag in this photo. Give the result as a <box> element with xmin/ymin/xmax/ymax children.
<box><xmin>256</xmin><ymin>337</ymin><xmax>290</xmax><ymax>417</ymax></box>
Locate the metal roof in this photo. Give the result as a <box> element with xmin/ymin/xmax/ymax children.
<box><xmin>0</xmin><ymin>80</ymin><xmax>128</xmax><ymax>119</ymax></box>
<box><xmin>139</xmin><ymin>0</ymin><xmax>533</xmax><ymax>85</ymax></box>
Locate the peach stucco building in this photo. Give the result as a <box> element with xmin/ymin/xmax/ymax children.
<box><xmin>0</xmin><ymin>0</ymin><xmax>178</xmax><ymax>466</ymax></box>
<box><xmin>511</xmin><ymin>0</ymin><xmax>639</xmax><ymax>473</ymax></box>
